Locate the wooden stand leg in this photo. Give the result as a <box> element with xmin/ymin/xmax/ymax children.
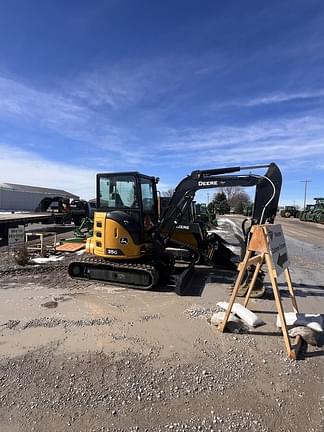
<box><xmin>284</xmin><ymin>268</ymin><xmax>298</xmax><ymax>313</ymax></box>
<box><xmin>265</xmin><ymin>254</ymin><xmax>293</xmax><ymax>358</ymax></box>
<box><xmin>244</xmin><ymin>254</ymin><xmax>264</xmax><ymax>308</ymax></box>
<box><xmin>289</xmin><ymin>335</ymin><xmax>303</xmax><ymax>360</ymax></box>
<box><xmin>219</xmin><ymin>250</ymin><xmax>252</xmax><ymax>332</ymax></box>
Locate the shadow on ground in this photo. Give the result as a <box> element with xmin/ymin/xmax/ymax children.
<box><xmin>264</xmin><ymin>282</ymin><xmax>324</xmax><ymax>299</ymax></box>
<box><xmin>151</xmin><ymin>266</ymin><xmax>236</xmax><ymax>297</ymax></box>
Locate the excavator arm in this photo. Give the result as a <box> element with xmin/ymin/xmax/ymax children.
<box><xmin>158</xmin><ymin>163</ymin><xmax>282</xmax><ymax>242</ymax></box>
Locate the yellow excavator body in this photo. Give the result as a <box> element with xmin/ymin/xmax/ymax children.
<box><xmin>86</xmin><ymin>211</ymin><xmax>144</xmax><ymax>260</ymax></box>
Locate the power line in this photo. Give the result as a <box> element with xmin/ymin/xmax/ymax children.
<box><xmin>300</xmin><ymin>180</ymin><xmax>312</xmax><ymax>210</ymax></box>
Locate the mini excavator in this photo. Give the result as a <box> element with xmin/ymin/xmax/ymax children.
<box><xmin>68</xmin><ymin>163</ymin><xmax>282</xmax><ymax>294</ymax></box>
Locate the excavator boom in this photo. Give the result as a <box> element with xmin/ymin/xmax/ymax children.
<box><xmin>158</xmin><ymin>163</ymin><xmax>281</xmax><ymax>241</ymax></box>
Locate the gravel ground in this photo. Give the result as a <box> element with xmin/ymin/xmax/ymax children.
<box><xmin>0</xmin><ymin>220</ymin><xmax>323</xmax><ymax>431</ymax></box>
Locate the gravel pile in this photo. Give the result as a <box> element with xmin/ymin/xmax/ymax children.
<box><xmin>4</xmin><ymin>317</ymin><xmax>113</xmax><ymax>330</ymax></box>
<box><xmin>162</xmin><ymin>410</ymin><xmax>270</xmax><ymax>431</ymax></box>
<box><xmin>140</xmin><ymin>313</ymin><xmax>161</xmax><ymax>322</ymax></box>
<box><xmin>0</xmin><ymin>250</ymin><xmax>90</xmax><ymax>290</ymax></box>
<box><xmin>183</xmin><ymin>305</ymin><xmax>222</xmax><ymax>320</ymax></box>
<box><xmin>1</xmin><ymin>344</ymin><xmax>317</xmax><ymax>431</ymax></box>
<box><xmin>0</xmin><ymin>346</ymin><xmax>263</xmax><ymax>431</ymax></box>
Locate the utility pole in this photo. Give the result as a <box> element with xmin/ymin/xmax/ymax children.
<box><xmin>207</xmin><ymin>193</ymin><xmax>210</xmax><ymax>204</ymax></box>
<box><xmin>300</xmin><ymin>180</ymin><xmax>312</xmax><ymax>210</ymax></box>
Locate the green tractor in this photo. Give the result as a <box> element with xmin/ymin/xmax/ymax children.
<box><xmin>243</xmin><ymin>202</ymin><xmax>253</xmax><ymax>217</ymax></box>
<box><xmin>280</xmin><ymin>206</ymin><xmax>299</xmax><ymax>218</ymax></box>
<box><xmin>299</xmin><ymin>199</ymin><xmax>324</xmax><ymax>223</ymax></box>
<box><xmin>299</xmin><ymin>204</ymin><xmax>315</xmax><ymax>221</ymax></box>
<box><xmin>197</xmin><ymin>203</ymin><xmax>218</xmax><ymax>226</ymax></box>
<box><xmin>311</xmin><ymin>198</ymin><xmax>324</xmax><ymax>223</ymax></box>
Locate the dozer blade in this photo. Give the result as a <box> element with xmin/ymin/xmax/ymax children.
<box><xmin>166</xmin><ymin>262</ymin><xmax>195</xmax><ymax>296</ymax></box>
<box><xmin>68</xmin><ymin>256</ymin><xmax>159</xmax><ymax>290</ymax></box>
<box><xmin>175</xmin><ymin>263</ymin><xmax>195</xmax><ymax>296</ymax></box>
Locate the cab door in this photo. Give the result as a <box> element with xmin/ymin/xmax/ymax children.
<box><xmin>139</xmin><ymin>177</ymin><xmax>158</xmax><ymax>234</ymax></box>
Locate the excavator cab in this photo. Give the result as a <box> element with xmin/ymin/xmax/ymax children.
<box><xmin>86</xmin><ymin>172</ymin><xmax>159</xmax><ymax>261</ymax></box>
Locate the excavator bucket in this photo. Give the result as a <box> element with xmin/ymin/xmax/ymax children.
<box><xmin>251</xmin><ymin>163</ymin><xmax>282</xmax><ymax>225</ymax></box>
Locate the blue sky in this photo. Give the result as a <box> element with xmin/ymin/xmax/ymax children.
<box><xmin>0</xmin><ymin>0</ymin><xmax>323</xmax><ymax>205</ymax></box>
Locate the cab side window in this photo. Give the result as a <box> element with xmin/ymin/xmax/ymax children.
<box><xmin>140</xmin><ymin>181</ymin><xmax>154</xmax><ymax>213</ymax></box>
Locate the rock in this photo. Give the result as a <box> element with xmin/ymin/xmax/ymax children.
<box><xmin>13</xmin><ymin>247</ymin><xmax>30</xmax><ymax>266</ymax></box>
<box><xmin>277</xmin><ymin>313</ymin><xmax>323</xmax><ymax>332</ymax></box>
<box><xmin>217</xmin><ymin>302</ymin><xmax>265</xmax><ymax>327</ymax></box>
<box><xmin>210</xmin><ymin>311</ymin><xmax>249</xmax><ymax>334</ymax></box>
<box><xmin>41</xmin><ymin>300</ymin><xmax>58</xmax><ymax>309</ymax></box>
<box><xmin>288</xmin><ymin>326</ymin><xmax>320</xmax><ymax>346</ymax></box>
<box><xmin>210</xmin><ymin>311</ymin><xmax>239</xmax><ymax>325</ymax></box>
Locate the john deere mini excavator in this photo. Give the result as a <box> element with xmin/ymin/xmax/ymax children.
<box><xmin>68</xmin><ymin>163</ymin><xmax>281</xmax><ymax>293</ymax></box>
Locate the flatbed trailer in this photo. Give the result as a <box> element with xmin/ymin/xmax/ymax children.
<box><xmin>0</xmin><ymin>212</ymin><xmax>69</xmax><ymax>245</ymax></box>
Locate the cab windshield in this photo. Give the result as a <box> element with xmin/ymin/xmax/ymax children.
<box><xmin>99</xmin><ymin>175</ymin><xmax>139</xmax><ymax>209</ymax></box>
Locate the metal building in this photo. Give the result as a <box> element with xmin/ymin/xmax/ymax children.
<box><xmin>0</xmin><ymin>183</ymin><xmax>79</xmax><ymax>211</ymax></box>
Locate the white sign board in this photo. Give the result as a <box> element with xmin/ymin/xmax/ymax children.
<box><xmin>267</xmin><ymin>224</ymin><xmax>289</xmax><ymax>276</ymax></box>
<box><xmin>8</xmin><ymin>226</ymin><xmax>25</xmax><ymax>247</ymax></box>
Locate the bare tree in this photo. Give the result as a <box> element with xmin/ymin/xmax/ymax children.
<box><xmin>162</xmin><ymin>188</ymin><xmax>175</xmax><ymax>197</ymax></box>
<box><xmin>231</xmin><ymin>191</ymin><xmax>250</xmax><ymax>213</ymax></box>
<box><xmin>220</xmin><ymin>187</ymin><xmax>250</xmax><ymax>211</ymax></box>
<box><xmin>221</xmin><ymin>186</ymin><xmax>237</xmax><ymax>204</ymax></box>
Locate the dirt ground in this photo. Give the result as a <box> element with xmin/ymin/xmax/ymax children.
<box><xmin>0</xmin><ymin>217</ymin><xmax>323</xmax><ymax>431</ymax></box>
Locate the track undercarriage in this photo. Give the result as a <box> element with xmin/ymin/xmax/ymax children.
<box><xmin>68</xmin><ymin>257</ymin><xmax>158</xmax><ymax>289</ymax></box>
<box><xmin>68</xmin><ymin>254</ymin><xmax>194</xmax><ymax>295</ymax></box>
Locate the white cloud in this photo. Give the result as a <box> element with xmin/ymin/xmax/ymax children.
<box><xmin>0</xmin><ymin>144</ymin><xmax>96</xmax><ymax>199</ymax></box>
<box><xmin>212</xmin><ymin>89</ymin><xmax>324</xmax><ymax>109</ymax></box>
<box><xmin>0</xmin><ymin>143</ymin><xmax>173</xmax><ymax>199</ymax></box>
<box><xmin>0</xmin><ymin>73</ymin><xmax>165</xmax><ymax>165</ymax></box>
<box><xmin>1</xmin><ymin>71</ymin><xmax>324</xmax><ymax>179</ymax></box>
<box><xmin>0</xmin><ymin>76</ymin><xmax>89</xmax><ymax>124</ymax></box>
<box><xmin>0</xmin><ymin>75</ymin><xmax>127</xmax><ymax>149</ymax></box>
<box><xmin>158</xmin><ymin>115</ymin><xmax>324</xmax><ymax>168</ymax></box>
<box><xmin>67</xmin><ymin>53</ymin><xmax>227</xmax><ymax>111</ymax></box>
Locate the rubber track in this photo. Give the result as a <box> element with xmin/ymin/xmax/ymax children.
<box><xmin>68</xmin><ymin>256</ymin><xmax>159</xmax><ymax>290</ymax></box>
